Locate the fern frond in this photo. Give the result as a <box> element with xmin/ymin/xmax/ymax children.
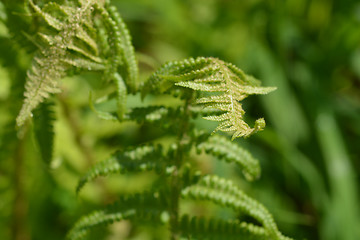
<box><xmin>67</xmin><ymin>191</ymin><xmax>169</xmax><ymax>240</ymax></box>
<box><xmin>179</xmin><ymin>215</ymin><xmax>268</xmax><ymax>240</ymax></box>
<box><xmin>33</xmin><ymin>100</ymin><xmax>55</xmax><ymax>165</ymax></box>
<box><xmin>67</xmin><ymin>209</ymin><xmax>135</xmax><ymax>240</ymax></box>
<box><xmin>113</xmin><ymin>72</ymin><xmax>127</xmax><ymax>120</ymax></box>
<box><xmin>16</xmin><ymin>0</ymin><xmax>103</xmax><ymax>126</ymax></box>
<box><xmin>197</xmin><ymin>135</ymin><xmax>260</xmax><ymax>181</ymax></box>
<box><xmin>76</xmin><ymin>144</ymin><xmax>174</xmax><ymax>193</ymax></box>
<box><xmin>145</xmin><ymin>57</ymin><xmax>275</xmax><ymax>139</ymax></box>
<box><xmin>181</xmin><ymin>175</ymin><xmax>292</xmax><ymax>240</ymax></box>
<box><xmin>103</xmin><ymin>3</ymin><xmax>138</xmax><ymax>92</ymax></box>
<box><xmin>16</xmin><ymin>0</ymin><xmax>139</xmax><ymax>126</ymax></box>
<box><xmin>96</xmin><ymin>2</ymin><xmax>137</xmax><ymax>119</ymax></box>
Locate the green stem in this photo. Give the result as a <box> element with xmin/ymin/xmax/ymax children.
<box><xmin>170</xmin><ymin>94</ymin><xmax>192</xmax><ymax>240</ymax></box>
<box><xmin>11</xmin><ymin>128</ymin><xmax>30</xmax><ymax>240</ymax></box>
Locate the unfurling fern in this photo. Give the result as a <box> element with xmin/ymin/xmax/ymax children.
<box><xmin>12</xmin><ymin>0</ymin><xmax>292</xmax><ymax>239</ymax></box>
<box><xmin>16</xmin><ymin>0</ymin><xmax>138</xmax><ymax>127</ymax></box>
<box><xmin>144</xmin><ymin>57</ymin><xmax>276</xmax><ymax>139</ymax></box>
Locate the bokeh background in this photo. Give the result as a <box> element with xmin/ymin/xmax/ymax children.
<box><xmin>1</xmin><ymin>0</ymin><xmax>360</xmax><ymax>239</ymax></box>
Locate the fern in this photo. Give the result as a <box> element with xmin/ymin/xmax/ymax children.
<box><xmin>16</xmin><ymin>0</ymin><xmax>138</xmax><ymax>126</ymax></box>
<box><xmin>144</xmin><ymin>57</ymin><xmax>276</xmax><ymax>139</ymax></box>
<box><xmin>76</xmin><ymin>144</ymin><xmax>175</xmax><ymax>193</ymax></box>
<box><xmin>179</xmin><ymin>215</ymin><xmax>268</xmax><ymax>240</ymax></box>
<box><xmin>102</xmin><ymin>3</ymin><xmax>138</xmax><ymax>92</ymax></box>
<box><xmin>181</xmin><ymin>175</ymin><xmax>287</xmax><ymax>240</ymax></box>
<box><xmin>67</xmin><ymin>28</ymin><xmax>290</xmax><ymax>240</ymax></box>
<box><xmin>67</xmin><ymin>191</ymin><xmax>169</xmax><ymax>240</ymax></box>
<box><xmin>17</xmin><ymin>0</ymin><xmax>99</xmax><ymax>126</ymax></box>
<box><xmin>8</xmin><ymin>1</ymin><xmax>292</xmax><ymax>239</ymax></box>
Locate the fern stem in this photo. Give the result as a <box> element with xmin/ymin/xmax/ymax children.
<box><xmin>169</xmin><ymin>93</ymin><xmax>193</xmax><ymax>240</ymax></box>
<box><xmin>11</xmin><ymin>130</ymin><xmax>30</xmax><ymax>240</ymax></box>
<box><xmin>169</xmin><ymin>157</ymin><xmax>181</xmax><ymax>240</ymax></box>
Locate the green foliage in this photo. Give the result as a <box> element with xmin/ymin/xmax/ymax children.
<box><xmin>16</xmin><ymin>0</ymin><xmax>138</xmax><ymax>127</ymax></box>
<box><xmin>0</xmin><ymin>0</ymin><xmax>313</xmax><ymax>240</ymax></box>
<box><xmin>62</xmin><ymin>5</ymin><xmax>287</xmax><ymax>236</ymax></box>
<box><xmin>76</xmin><ymin>144</ymin><xmax>174</xmax><ymax>193</ymax></box>
<box><xmin>144</xmin><ymin>57</ymin><xmax>276</xmax><ymax>139</ymax></box>
<box><xmin>196</xmin><ymin>135</ymin><xmax>260</xmax><ymax>181</ymax></box>
<box><xmin>181</xmin><ymin>175</ymin><xmax>290</xmax><ymax>240</ymax></box>
<box><xmin>67</xmin><ymin>192</ymin><xmax>169</xmax><ymax>240</ymax></box>
<box><xmin>179</xmin><ymin>215</ymin><xmax>268</xmax><ymax>240</ymax></box>
<box><xmin>33</xmin><ymin>100</ymin><xmax>55</xmax><ymax>165</ymax></box>
<box><xmin>2</xmin><ymin>0</ymin><xmax>360</xmax><ymax>240</ymax></box>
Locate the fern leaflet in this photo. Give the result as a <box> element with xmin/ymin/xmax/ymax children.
<box><xmin>196</xmin><ymin>135</ymin><xmax>260</xmax><ymax>181</ymax></box>
<box><xmin>181</xmin><ymin>175</ymin><xmax>292</xmax><ymax>240</ymax></box>
<box><xmin>179</xmin><ymin>215</ymin><xmax>268</xmax><ymax>240</ymax></box>
<box><xmin>67</xmin><ymin>191</ymin><xmax>169</xmax><ymax>240</ymax></box>
<box><xmin>76</xmin><ymin>144</ymin><xmax>174</xmax><ymax>193</ymax></box>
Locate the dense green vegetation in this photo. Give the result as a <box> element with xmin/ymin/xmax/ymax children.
<box><xmin>1</xmin><ymin>0</ymin><xmax>360</xmax><ymax>240</ymax></box>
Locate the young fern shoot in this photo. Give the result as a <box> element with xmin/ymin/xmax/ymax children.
<box><xmin>143</xmin><ymin>57</ymin><xmax>276</xmax><ymax>139</ymax></box>
<box><xmin>12</xmin><ymin>0</ymin><xmax>292</xmax><ymax>239</ymax></box>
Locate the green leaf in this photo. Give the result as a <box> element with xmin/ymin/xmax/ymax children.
<box><xmin>76</xmin><ymin>144</ymin><xmax>174</xmax><ymax>193</ymax></box>
<box><xmin>67</xmin><ymin>191</ymin><xmax>169</xmax><ymax>240</ymax></box>
<box><xmin>106</xmin><ymin>4</ymin><xmax>138</xmax><ymax>92</ymax></box>
<box><xmin>197</xmin><ymin>135</ymin><xmax>261</xmax><ymax>181</ymax></box>
<box><xmin>179</xmin><ymin>215</ymin><xmax>269</xmax><ymax>240</ymax></box>
<box><xmin>33</xmin><ymin>100</ymin><xmax>55</xmax><ymax>165</ymax></box>
<box><xmin>181</xmin><ymin>175</ymin><xmax>292</xmax><ymax>240</ymax></box>
<box><xmin>101</xmin><ymin>3</ymin><xmax>139</xmax><ymax>93</ymax></box>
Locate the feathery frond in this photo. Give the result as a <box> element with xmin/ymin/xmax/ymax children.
<box><xmin>16</xmin><ymin>0</ymin><xmax>138</xmax><ymax>126</ymax></box>
<box><xmin>76</xmin><ymin>144</ymin><xmax>174</xmax><ymax>193</ymax></box>
<box><xmin>196</xmin><ymin>135</ymin><xmax>260</xmax><ymax>181</ymax></box>
<box><xmin>16</xmin><ymin>0</ymin><xmax>102</xmax><ymax>126</ymax></box>
<box><xmin>181</xmin><ymin>175</ymin><xmax>292</xmax><ymax>240</ymax></box>
<box><xmin>4</xmin><ymin>1</ymin><xmax>290</xmax><ymax>240</ymax></box>
<box><xmin>67</xmin><ymin>191</ymin><xmax>169</xmax><ymax>240</ymax></box>
<box><xmin>145</xmin><ymin>57</ymin><xmax>276</xmax><ymax>139</ymax></box>
<box><xmin>179</xmin><ymin>215</ymin><xmax>269</xmax><ymax>240</ymax></box>
<box><xmin>102</xmin><ymin>3</ymin><xmax>138</xmax><ymax>92</ymax></box>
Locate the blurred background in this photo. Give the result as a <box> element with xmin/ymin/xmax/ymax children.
<box><xmin>1</xmin><ymin>0</ymin><xmax>360</xmax><ymax>239</ymax></box>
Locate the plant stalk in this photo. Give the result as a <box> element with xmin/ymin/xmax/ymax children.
<box><xmin>169</xmin><ymin>94</ymin><xmax>192</xmax><ymax>240</ymax></box>
<box><xmin>11</xmin><ymin>130</ymin><xmax>30</xmax><ymax>240</ymax></box>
